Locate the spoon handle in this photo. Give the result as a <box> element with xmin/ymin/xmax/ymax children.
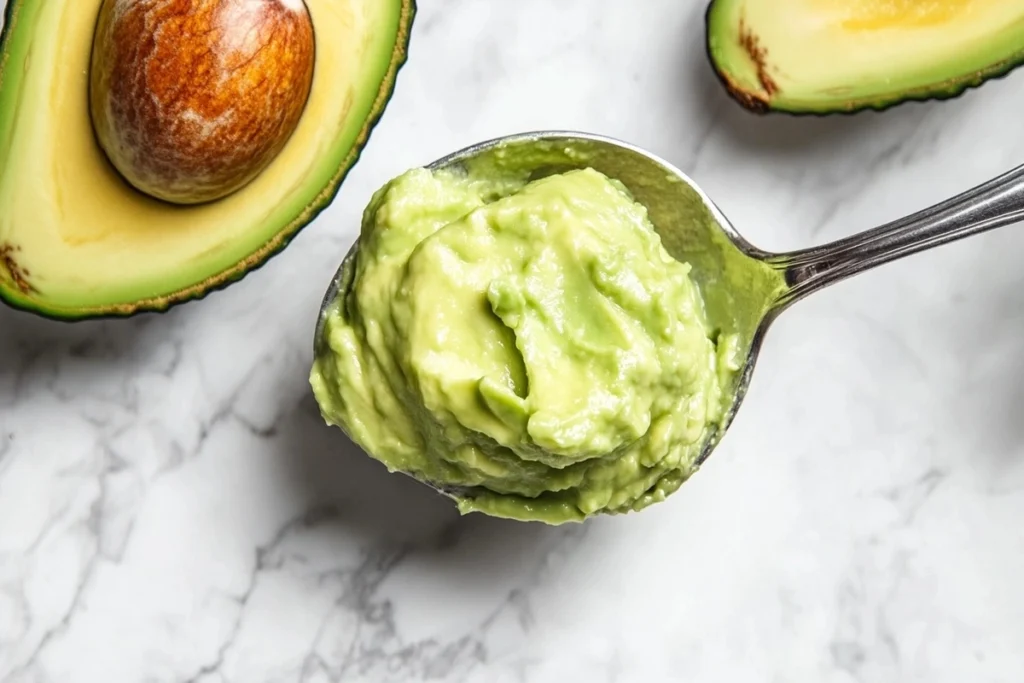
<box><xmin>773</xmin><ymin>163</ymin><xmax>1024</xmax><ymax>306</ymax></box>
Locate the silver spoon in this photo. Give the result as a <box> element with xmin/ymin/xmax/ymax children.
<box><xmin>313</xmin><ymin>130</ymin><xmax>1024</xmax><ymax>504</ymax></box>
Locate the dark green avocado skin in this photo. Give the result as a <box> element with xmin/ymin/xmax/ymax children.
<box><xmin>0</xmin><ymin>0</ymin><xmax>417</xmax><ymax>322</ymax></box>
<box><xmin>704</xmin><ymin>0</ymin><xmax>1024</xmax><ymax>116</ymax></box>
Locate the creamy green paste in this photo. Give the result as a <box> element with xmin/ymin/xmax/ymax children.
<box><xmin>310</xmin><ymin>165</ymin><xmax>739</xmax><ymax>523</ymax></box>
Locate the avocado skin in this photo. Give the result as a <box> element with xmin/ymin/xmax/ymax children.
<box><xmin>0</xmin><ymin>0</ymin><xmax>417</xmax><ymax>322</ymax></box>
<box><xmin>703</xmin><ymin>0</ymin><xmax>1024</xmax><ymax>116</ymax></box>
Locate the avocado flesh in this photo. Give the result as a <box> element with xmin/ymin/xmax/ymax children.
<box><xmin>707</xmin><ymin>0</ymin><xmax>1024</xmax><ymax>113</ymax></box>
<box><xmin>0</xmin><ymin>0</ymin><xmax>414</xmax><ymax>319</ymax></box>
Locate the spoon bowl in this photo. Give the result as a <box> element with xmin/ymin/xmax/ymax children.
<box><xmin>314</xmin><ymin>130</ymin><xmax>1024</xmax><ymax>513</ymax></box>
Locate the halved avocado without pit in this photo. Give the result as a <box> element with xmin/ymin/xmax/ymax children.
<box><xmin>0</xmin><ymin>0</ymin><xmax>414</xmax><ymax>320</ymax></box>
<box><xmin>706</xmin><ymin>0</ymin><xmax>1024</xmax><ymax>114</ymax></box>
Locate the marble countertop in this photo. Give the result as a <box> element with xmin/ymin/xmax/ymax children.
<box><xmin>4</xmin><ymin>1</ymin><xmax>1024</xmax><ymax>681</ymax></box>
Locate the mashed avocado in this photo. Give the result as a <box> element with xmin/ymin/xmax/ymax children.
<box><xmin>310</xmin><ymin>165</ymin><xmax>739</xmax><ymax>524</ymax></box>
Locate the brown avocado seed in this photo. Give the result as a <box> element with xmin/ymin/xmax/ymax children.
<box><xmin>88</xmin><ymin>0</ymin><xmax>316</xmax><ymax>205</ymax></box>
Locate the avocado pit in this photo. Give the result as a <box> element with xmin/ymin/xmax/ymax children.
<box><xmin>88</xmin><ymin>0</ymin><xmax>316</xmax><ymax>205</ymax></box>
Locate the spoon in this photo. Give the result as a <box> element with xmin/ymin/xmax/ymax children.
<box><xmin>314</xmin><ymin>130</ymin><xmax>1024</xmax><ymax>503</ymax></box>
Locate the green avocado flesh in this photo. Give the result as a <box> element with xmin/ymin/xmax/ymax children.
<box><xmin>0</xmin><ymin>0</ymin><xmax>413</xmax><ymax>319</ymax></box>
<box><xmin>310</xmin><ymin>165</ymin><xmax>742</xmax><ymax>524</ymax></box>
<box><xmin>707</xmin><ymin>0</ymin><xmax>1024</xmax><ymax>113</ymax></box>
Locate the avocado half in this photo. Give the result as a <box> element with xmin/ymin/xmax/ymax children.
<box><xmin>706</xmin><ymin>0</ymin><xmax>1024</xmax><ymax>114</ymax></box>
<box><xmin>0</xmin><ymin>0</ymin><xmax>414</xmax><ymax>320</ymax></box>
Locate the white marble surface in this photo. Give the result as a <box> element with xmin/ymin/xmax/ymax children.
<box><xmin>4</xmin><ymin>1</ymin><xmax>1024</xmax><ymax>681</ymax></box>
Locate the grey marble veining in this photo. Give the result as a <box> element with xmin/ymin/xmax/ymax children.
<box><xmin>4</xmin><ymin>1</ymin><xmax>1024</xmax><ymax>681</ymax></box>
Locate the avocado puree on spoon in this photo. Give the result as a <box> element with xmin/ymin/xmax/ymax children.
<box><xmin>310</xmin><ymin>163</ymin><xmax>739</xmax><ymax>524</ymax></box>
